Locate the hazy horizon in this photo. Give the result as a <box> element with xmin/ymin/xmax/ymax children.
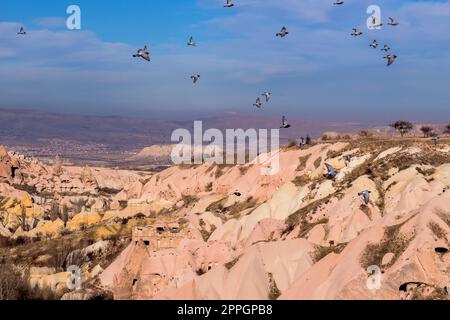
<box><xmin>2</xmin><ymin>106</ymin><xmax>448</xmax><ymax>128</ymax></box>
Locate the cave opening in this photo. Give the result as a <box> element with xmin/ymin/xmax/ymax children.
<box><xmin>11</xmin><ymin>166</ymin><xmax>18</xmax><ymax>178</ymax></box>
<box><xmin>435</xmin><ymin>247</ymin><xmax>449</xmax><ymax>254</ymax></box>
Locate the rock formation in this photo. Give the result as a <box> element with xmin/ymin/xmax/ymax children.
<box><xmin>52</xmin><ymin>155</ymin><xmax>63</xmax><ymax>176</ymax></box>
<box><xmin>0</xmin><ymin>145</ymin><xmax>14</xmax><ymax>181</ymax></box>
<box><xmin>94</xmin><ymin>138</ymin><xmax>450</xmax><ymax>300</ymax></box>
<box><xmin>1</xmin><ymin>138</ymin><xmax>450</xmax><ymax>300</ymax></box>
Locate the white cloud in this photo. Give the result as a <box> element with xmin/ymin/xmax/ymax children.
<box><xmin>34</xmin><ymin>17</ymin><xmax>67</xmax><ymax>29</ymax></box>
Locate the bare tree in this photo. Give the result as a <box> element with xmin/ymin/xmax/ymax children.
<box><xmin>359</xmin><ymin>130</ymin><xmax>373</xmax><ymax>138</ymax></box>
<box><xmin>420</xmin><ymin>126</ymin><xmax>434</xmax><ymax>138</ymax></box>
<box><xmin>51</xmin><ymin>240</ymin><xmax>75</xmax><ymax>271</ymax></box>
<box><xmin>390</xmin><ymin>121</ymin><xmax>413</xmax><ymax>137</ymax></box>
<box><xmin>0</xmin><ymin>264</ymin><xmax>27</xmax><ymax>300</ymax></box>
<box><xmin>305</xmin><ymin>135</ymin><xmax>312</xmax><ymax>145</ymax></box>
<box><xmin>60</xmin><ymin>205</ymin><xmax>69</xmax><ymax>227</ymax></box>
<box><xmin>21</xmin><ymin>204</ymin><xmax>27</xmax><ymax>232</ymax></box>
<box><xmin>49</xmin><ymin>201</ymin><xmax>60</xmax><ymax>221</ymax></box>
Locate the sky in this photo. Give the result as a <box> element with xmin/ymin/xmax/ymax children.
<box><xmin>0</xmin><ymin>0</ymin><xmax>449</xmax><ymax>123</ymax></box>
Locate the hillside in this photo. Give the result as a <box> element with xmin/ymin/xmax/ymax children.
<box><xmin>0</xmin><ymin>136</ymin><xmax>449</xmax><ymax>300</ymax></box>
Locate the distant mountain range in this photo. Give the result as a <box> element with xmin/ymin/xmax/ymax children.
<box><xmin>0</xmin><ymin>108</ymin><xmax>369</xmax><ymax>150</ymax></box>
<box><xmin>0</xmin><ymin>108</ymin><xmax>446</xmax><ymax>161</ymax></box>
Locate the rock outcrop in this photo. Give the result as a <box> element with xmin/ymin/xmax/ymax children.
<box><xmin>0</xmin><ymin>145</ymin><xmax>14</xmax><ymax>181</ymax></box>
<box><xmin>99</xmin><ymin>138</ymin><xmax>450</xmax><ymax>300</ymax></box>
<box><xmin>1</xmin><ymin>138</ymin><xmax>450</xmax><ymax>301</ymax></box>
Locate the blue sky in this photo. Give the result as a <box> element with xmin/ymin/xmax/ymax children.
<box><xmin>0</xmin><ymin>0</ymin><xmax>449</xmax><ymax>123</ymax></box>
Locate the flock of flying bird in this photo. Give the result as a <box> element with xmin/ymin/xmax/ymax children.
<box><xmin>128</xmin><ymin>0</ymin><xmax>298</xmax><ymax>130</ymax></box>
<box><xmin>14</xmin><ymin>0</ymin><xmax>400</xmax><ymax>130</ymax></box>
<box><xmin>251</xmin><ymin>24</ymin><xmax>291</xmax><ymax>129</ymax></box>
<box><xmin>350</xmin><ymin>16</ymin><xmax>400</xmax><ymax>66</ymax></box>
<box><xmin>335</xmin><ymin>0</ymin><xmax>400</xmax><ymax>66</ymax></box>
<box><xmin>14</xmin><ymin>0</ymin><xmax>408</xmax><ymax>206</ymax></box>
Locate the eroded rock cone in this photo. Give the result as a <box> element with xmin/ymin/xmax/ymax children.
<box><xmin>52</xmin><ymin>155</ymin><xmax>63</xmax><ymax>176</ymax></box>
<box><xmin>81</xmin><ymin>165</ymin><xmax>98</xmax><ymax>187</ymax></box>
<box><xmin>0</xmin><ymin>145</ymin><xmax>14</xmax><ymax>180</ymax></box>
<box><xmin>0</xmin><ymin>145</ymin><xmax>8</xmax><ymax>157</ymax></box>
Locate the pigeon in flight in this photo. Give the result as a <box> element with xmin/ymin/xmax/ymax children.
<box><xmin>191</xmin><ymin>74</ymin><xmax>201</xmax><ymax>84</ymax></box>
<box><xmin>17</xmin><ymin>26</ymin><xmax>26</xmax><ymax>35</ymax></box>
<box><xmin>432</xmin><ymin>136</ymin><xmax>440</xmax><ymax>145</ymax></box>
<box><xmin>261</xmin><ymin>92</ymin><xmax>272</xmax><ymax>103</ymax></box>
<box><xmin>280</xmin><ymin>116</ymin><xmax>291</xmax><ymax>129</ymax></box>
<box><xmin>351</xmin><ymin>28</ymin><xmax>363</xmax><ymax>37</ymax></box>
<box><xmin>343</xmin><ymin>154</ymin><xmax>353</xmax><ymax>166</ymax></box>
<box><xmin>333</xmin><ymin>0</ymin><xmax>344</xmax><ymax>5</ymax></box>
<box><xmin>388</xmin><ymin>17</ymin><xmax>399</xmax><ymax>26</ymax></box>
<box><xmin>253</xmin><ymin>97</ymin><xmax>262</xmax><ymax>109</ymax></box>
<box><xmin>187</xmin><ymin>36</ymin><xmax>196</xmax><ymax>47</ymax></box>
<box><xmin>224</xmin><ymin>0</ymin><xmax>234</xmax><ymax>8</ymax></box>
<box><xmin>323</xmin><ymin>163</ymin><xmax>337</xmax><ymax>179</ymax></box>
<box><xmin>358</xmin><ymin>190</ymin><xmax>371</xmax><ymax>205</ymax></box>
<box><xmin>276</xmin><ymin>27</ymin><xmax>289</xmax><ymax>38</ymax></box>
<box><xmin>381</xmin><ymin>44</ymin><xmax>390</xmax><ymax>52</ymax></box>
<box><xmin>384</xmin><ymin>54</ymin><xmax>397</xmax><ymax>66</ymax></box>
<box><xmin>369</xmin><ymin>40</ymin><xmax>379</xmax><ymax>49</ymax></box>
<box><xmin>133</xmin><ymin>46</ymin><xmax>150</xmax><ymax>62</ymax></box>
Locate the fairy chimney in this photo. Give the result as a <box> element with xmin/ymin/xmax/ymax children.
<box><xmin>52</xmin><ymin>155</ymin><xmax>63</xmax><ymax>176</ymax></box>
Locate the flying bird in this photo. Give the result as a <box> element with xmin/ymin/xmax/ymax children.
<box><xmin>370</xmin><ymin>40</ymin><xmax>379</xmax><ymax>49</ymax></box>
<box><xmin>261</xmin><ymin>92</ymin><xmax>272</xmax><ymax>102</ymax></box>
<box><xmin>253</xmin><ymin>97</ymin><xmax>262</xmax><ymax>109</ymax></box>
<box><xmin>358</xmin><ymin>190</ymin><xmax>371</xmax><ymax>205</ymax></box>
<box><xmin>280</xmin><ymin>116</ymin><xmax>291</xmax><ymax>129</ymax></box>
<box><xmin>187</xmin><ymin>36</ymin><xmax>196</xmax><ymax>47</ymax></box>
<box><xmin>276</xmin><ymin>27</ymin><xmax>289</xmax><ymax>38</ymax></box>
<box><xmin>381</xmin><ymin>44</ymin><xmax>390</xmax><ymax>52</ymax></box>
<box><xmin>333</xmin><ymin>0</ymin><xmax>344</xmax><ymax>5</ymax></box>
<box><xmin>133</xmin><ymin>46</ymin><xmax>150</xmax><ymax>62</ymax></box>
<box><xmin>323</xmin><ymin>163</ymin><xmax>337</xmax><ymax>179</ymax></box>
<box><xmin>191</xmin><ymin>74</ymin><xmax>201</xmax><ymax>84</ymax></box>
<box><xmin>17</xmin><ymin>26</ymin><xmax>26</xmax><ymax>35</ymax></box>
<box><xmin>224</xmin><ymin>0</ymin><xmax>234</xmax><ymax>8</ymax></box>
<box><xmin>388</xmin><ymin>17</ymin><xmax>399</xmax><ymax>26</ymax></box>
<box><xmin>384</xmin><ymin>54</ymin><xmax>397</xmax><ymax>66</ymax></box>
<box><xmin>351</xmin><ymin>28</ymin><xmax>363</xmax><ymax>37</ymax></box>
